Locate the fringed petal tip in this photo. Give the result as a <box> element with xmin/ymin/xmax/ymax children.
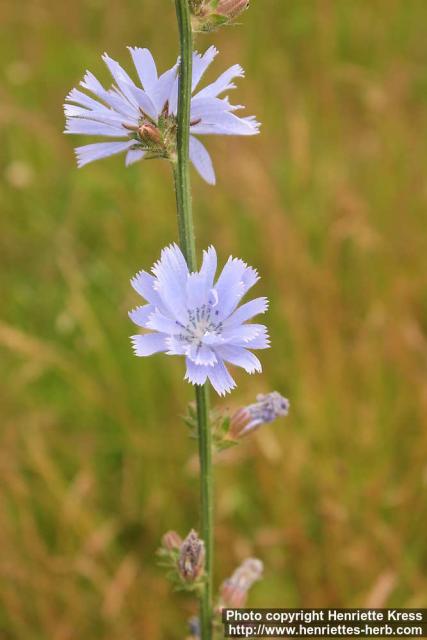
<box><xmin>214</xmin><ymin>380</ymin><xmax>237</xmax><ymax>397</ymax></box>
<box><xmin>128</xmin><ymin>304</ymin><xmax>156</xmax><ymax>328</ymax></box>
<box><xmin>130</xmin><ymin>269</ymin><xmax>143</xmax><ymax>287</ymax></box>
<box><xmin>130</xmin><ymin>335</ymin><xmax>141</xmax><ymax>356</ymax></box>
<box><xmin>130</xmin><ymin>333</ymin><xmax>167</xmax><ymax>357</ymax></box>
<box><xmin>194</xmin><ymin>45</ymin><xmax>219</xmax><ymax>63</ymax></box>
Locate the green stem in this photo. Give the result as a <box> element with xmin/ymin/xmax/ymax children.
<box><xmin>195</xmin><ymin>384</ymin><xmax>213</xmax><ymax>638</ymax></box>
<box><xmin>173</xmin><ymin>0</ymin><xmax>196</xmax><ymax>271</ymax></box>
<box><xmin>174</xmin><ymin>2</ymin><xmax>213</xmax><ymax>638</ymax></box>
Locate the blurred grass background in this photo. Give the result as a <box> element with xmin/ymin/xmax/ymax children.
<box><xmin>1</xmin><ymin>0</ymin><xmax>427</xmax><ymax>637</ymax></box>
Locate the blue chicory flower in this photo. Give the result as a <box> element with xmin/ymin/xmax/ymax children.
<box><xmin>129</xmin><ymin>244</ymin><xmax>269</xmax><ymax>396</ymax></box>
<box><xmin>64</xmin><ymin>46</ymin><xmax>260</xmax><ymax>184</ymax></box>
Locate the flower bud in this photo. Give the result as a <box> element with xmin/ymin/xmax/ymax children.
<box><xmin>138</xmin><ymin>122</ymin><xmax>162</xmax><ymax>146</ymax></box>
<box><xmin>161</xmin><ymin>530</ymin><xmax>182</xmax><ymax>551</ymax></box>
<box><xmin>178</xmin><ymin>530</ymin><xmax>205</xmax><ymax>582</ymax></box>
<box><xmin>230</xmin><ymin>391</ymin><xmax>290</xmax><ymax>438</ymax></box>
<box><xmin>217</xmin><ymin>0</ymin><xmax>250</xmax><ymax>19</ymax></box>
<box><xmin>219</xmin><ymin>558</ymin><xmax>263</xmax><ymax>608</ymax></box>
<box><xmin>190</xmin><ymin>0</ymin><xmax>249</xmax><ymax>32</ymax></box>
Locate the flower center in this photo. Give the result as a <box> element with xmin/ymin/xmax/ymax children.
<box><xmin>177</xmin><ymin>304</ymin><xmax>223</xmax><ymax>347</ymax></box>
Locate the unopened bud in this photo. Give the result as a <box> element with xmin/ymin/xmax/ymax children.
<box><xmin>178</xmin><ymin>529</ymin><xmax>205</xmax><ymax>582</ymax></box>
<box><xmin>138</xmin><ymin>122</ymin><xmax>162</xmax><ymax>146</ymax></box>
<box><xmin>219</xmin><ymin>558</ymin><xmax>263</xmax><ymax>608</ymax></box>
<box><xmin>190</xmin><ymin>0</ymin><xmax>206</xmax><ymax>14</ymax></box>
<box><xmin>217</xmin><ymin>0</ymin><xmax>250</xmax><ymax>19</ymax></box>
<box><xmin>230</xmin><ymin>391</ymin><xmax>290</xmax><ymax>438</ymax></box>
<box><xmin>191</xmin><ymin>0</ymin><xmax>249</xmax><ymax>32</ymax></box>
<box><xmin>161</xmin><ymin>530</ymin><xmax>182</xmax><ymax>551</ymax></box>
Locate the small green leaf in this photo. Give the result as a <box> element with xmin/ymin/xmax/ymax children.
<box><xmin>216</xmin><ymin>439</ymin><xmax>239</xmax><ymax>452</ymax></box>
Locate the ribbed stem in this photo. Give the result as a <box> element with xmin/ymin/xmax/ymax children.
<box><xmin>174</xmin><ymin>2</ymin><xmax>213</xmax><ymax>639</ymax></box>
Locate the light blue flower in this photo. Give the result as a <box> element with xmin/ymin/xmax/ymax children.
<box><xmin>129</xmin><ymin>244</ymin><xmax>269</xmax><ymax>396</ymax></box>
<box><xmin>64</xmin><ymin>46</ymin><xmax>260</xmax><ymax>184</ymax></box>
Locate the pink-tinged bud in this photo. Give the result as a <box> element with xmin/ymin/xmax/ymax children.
<box><xmin>230</xmin><ymin>392</ymin><xmax>290</xmax><ymax>438</ymax></box>
<box><xmin>178</xmin><ymin>530</ymin><xmax>205</xmax><ymax>582</ymax></box>
<box><xmin>138</xmin><ymin>122</ymin><xmax>162</xmax><ymax>146</ymax></box>
<box><xmin>190</xmin><ymin>0</ymin><xmax>249</xmax><ymax>31</ymax></box>
<box><xmin>190</xmin><ymin>0</ymin><xmax>206</xmax><ymax>14</ymax></box>
<box><xmin>219</xmin><ymin>558</ymin><xmax>263</xmax><ymax>608</ymax></box>
<box><xmin>217</xmin><ymin>0</ymin><xmax>250</xmax><ymax>19</ymax></box>
<box><xmin>229</xmin><ymin>407</ymin><xmax>252</xmax><ymax>439</ymax></box>
<box><xmin>162</xmin><ymin>530</ymin><xmax>182</xmax><ymax>551</ymax></box>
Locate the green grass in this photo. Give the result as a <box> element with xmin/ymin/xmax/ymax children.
<box><xmin>1</xmin><ymin>1</ymin><xmax>427</xmax><ymax>638</ymax></box>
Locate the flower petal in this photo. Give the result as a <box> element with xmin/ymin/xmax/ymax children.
<box><xmin>128</xmin><ymin>47</ymin><xmax>158</xmax><ymax>98</ymax></box>
<box><xmin>185</xmin><ymin>358</ymin><xmax>209</xmax><ymax>386</ymax></box>
<box><xmin>215</xmin><ymin>257</ymin><xmax>247</xmax><ymax>291</ymax></box>
<box><xmin>153</xmin><ymin>243</ymin><xmax>189</xmax><ymax>285</ymax></box>
<box><xmin>234</xmin><ymin>325</ymin><xmax>270</xmax><ymax>349</ymax></box>
<box><xmin>152</xmin><ymin>244</ymin><xmax>190</xmax><ymax>323</ymax></box>
<box><xmin>207</xmin><ymin>361</ymin><xmax>236</xmax><ymax>396</ymax></box>
<box><xmin>192</xmin><ymin>47</ymin><xmax>218</xmax><ymax>91</ymax></box>
<box><xmin>124</xmin><ymin>83</ymin><xmax>159</xmax><ymax>120</ymax></box>
<box><xmin>191</xmin><ymin>111</ymin><xmax>260</xmax><ymax>136</ymax></box>
<box><xmin>126</xmin><ymin>148</ymin><xmax>146</xmax><ymax>166</ymax></box>
<box><xmin>223</xmin><ymin>297</ymin><xmax>268</xmax><ymax>328</ymax></box>
<box><xmin>215</xmin><ymin>345</ymin><xmax>262</xmax><ymax>374</ymax></box>
<box><xmin>66</xmin><ymin>87</ymin><xmax>110</xmax><ymax>112</ymax></box>
<box><xmin>64</xmin><ymin>104</ymin><xmax>126</xmax><ymax>126</ymax></box>
<box><xmin>131</xmin><ymin>333</ymin><xmax>168</xmax><ymax>356</ymax></box>
<box><xmin>168</xmin><ymin>75</ymin><xmax>179</xmax><ymax>115</ymax></box>
<box><xmin>241</xmin><ymin>265</ymin><xmax>260</xmax><ymax>295</ymax></box>
<box><xmin>65</xmin><ymin>119</ymin><xmax>127</xmax><ymax>137</ymax></box>
<box><xmin>153</xmin><ymin>65</ymin><xmax>178</xmax><ymax>113</ymax></box>
<box><xmin>128</xmin><ymin>304</ymin><xmax>155</xmax><ymax>328</ymax></box>
<box><xmin>195</xmin><ymin>64</ymin><xmax>245</xmax><ymax>99</ymax></box>
<box><xmin>75</xmin><ymin>140</ymin><xmax>134</xmax><ymax>167</ymax></box>
<box><xmin>186</xmin><ymin>272</ymin><xmax>210</xmax><ymax>309</ymax></box>
<box><xmin>214</xmin><ymin>257</ymin><xmax>248</xmax><ymax>318</ymax></box>
<box><xmin>200</xmin><ymin>246</ymin><xmax>217</xmax><ymax>288</ymax></box>
<box><xmin>214</xmin><ymin>261</ymin><xmax>260</xmax><ymax>319</ymax></box>
<box><xmin>130</xmin><ymin>270</ymin><xmax>165</xmax><ymax>308</ymax></box>
<box><xmin>80</xmin><ymin>71</ymin><xmax>138</xmax><ymax>119</ymax></box>
<box><xmin>189</xmin><ymin>136</ymin><xmax>216</xmax><ymax>185</ymax></box>
<box><xmin>220</xmin><ymin>323</ymin><xmax>264</xmax><ymax>344</ymax></box>
<box><xmin>102</xmin><ymin>53</ymin><xmax>140</xmax><ymax>106</ymax></box>
<box><xmin>187</xmin><ymin>344</ymin><xmax>217</xmax><ymax>367</ymax></box>
<box><xmin>190</xmin><ymin>96</ymin><xmax>238</xmax><ymax>120</ymax></box>
<box><xmin>146</xmin><ymin>308</ymin><xmax>183</xmax><ymax>335</ymax></box>
<box><xmin>166</xmin><ymin>335</ymin><xmax>187</xmax><ymax>355</ymax></box>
